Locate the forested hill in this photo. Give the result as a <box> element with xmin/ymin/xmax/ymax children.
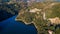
<box><xmin>0</xmin><ymin>2</ymin><xmax>20</xmax><ymax>22</ymax></box>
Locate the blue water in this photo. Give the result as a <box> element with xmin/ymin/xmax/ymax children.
<box><xmin>0</xmin><ymin>15</ymin><xmax>37</xmax><ymax>34</ymax></box>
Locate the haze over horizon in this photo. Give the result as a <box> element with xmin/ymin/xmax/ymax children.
<box><xmin>9</xmin><ymin>0</ymin><xmax>60</xmax><ymax>2</ymax></box>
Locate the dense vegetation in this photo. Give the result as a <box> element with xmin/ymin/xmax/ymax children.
<box><xmin>0</xmin><ymin>2</ymin><xmax>21</xmax><ymax>21</ymax></box>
